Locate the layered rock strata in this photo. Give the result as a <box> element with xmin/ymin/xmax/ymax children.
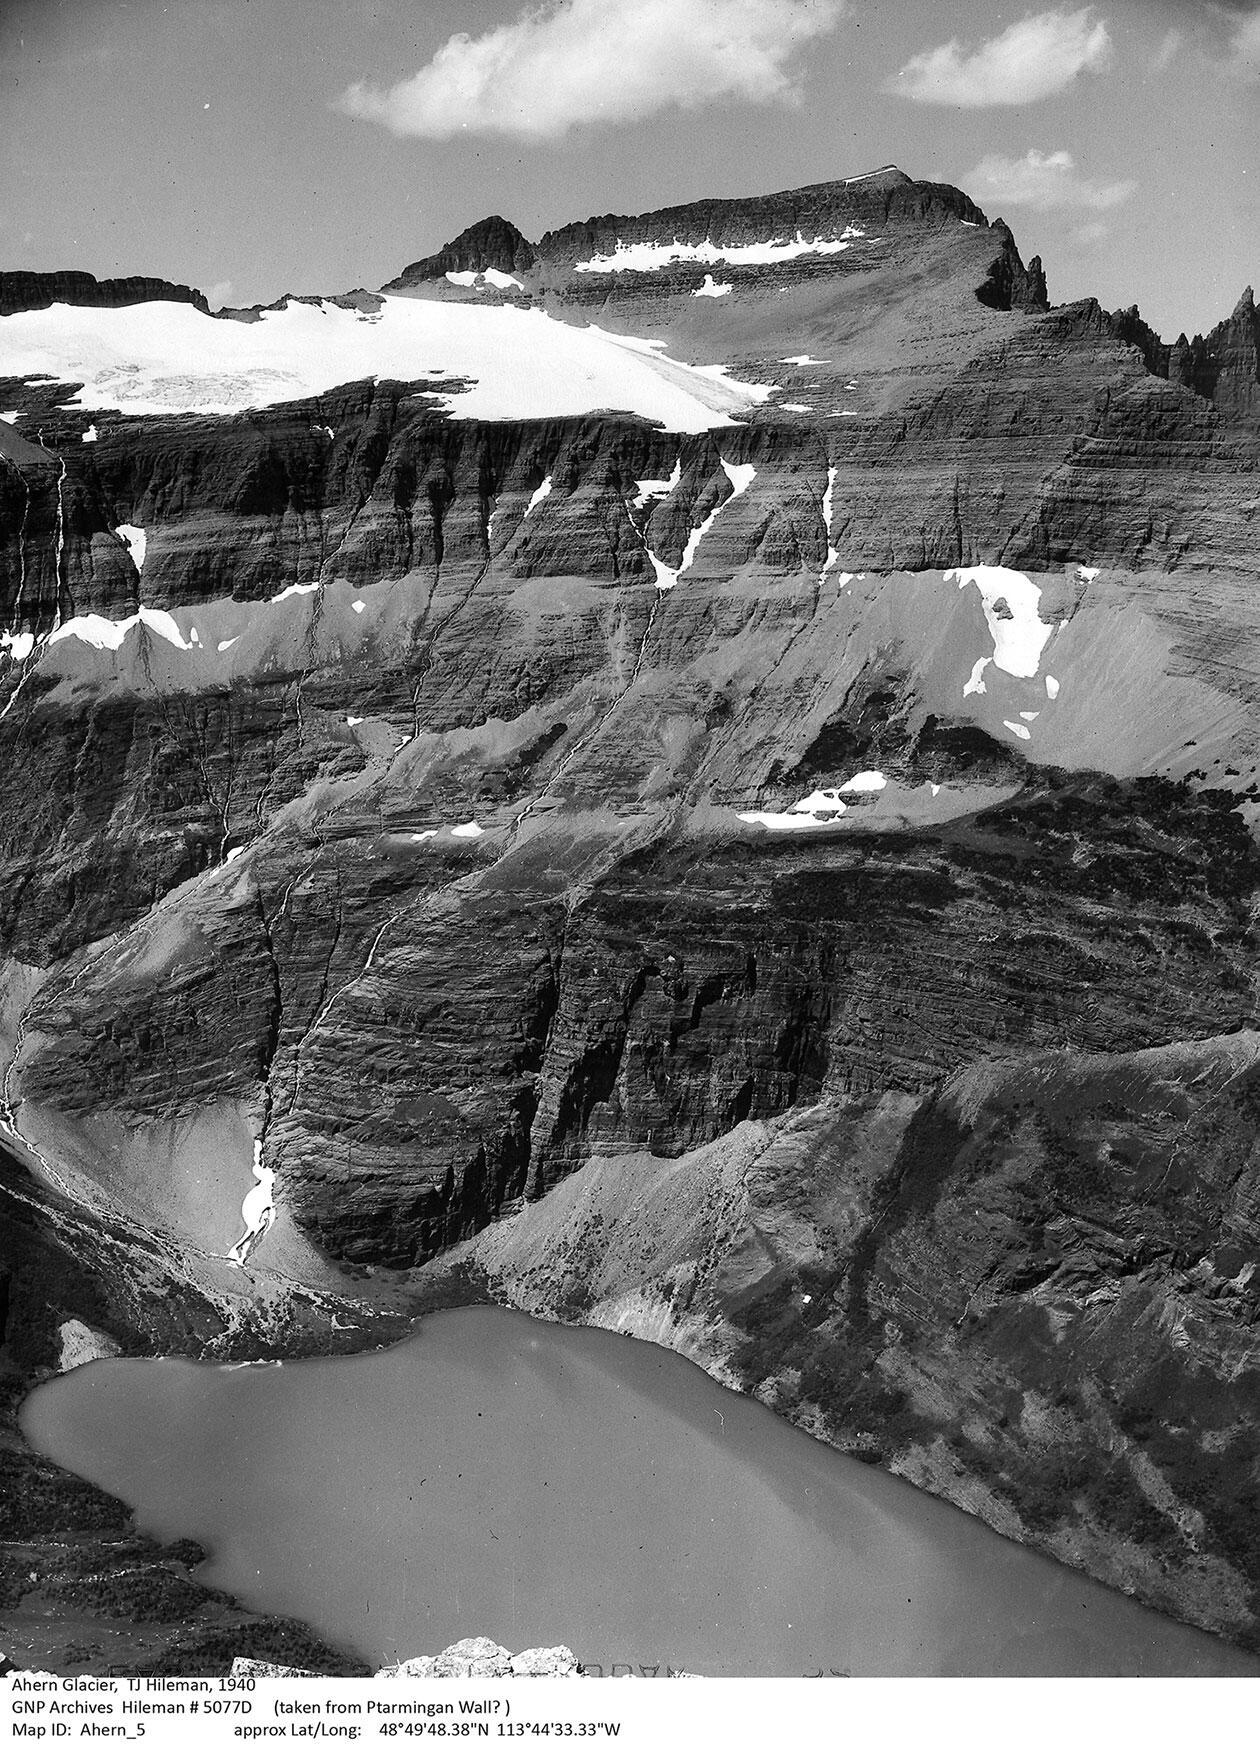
<box><xmin>2</xmin><ymin>165</ymin><xmax>1260</xmax><ymax>1668</ymax></box>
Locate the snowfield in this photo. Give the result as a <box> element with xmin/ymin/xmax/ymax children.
<box><xmin>0</xmin><ymin>296</ymin><xmax>772</xmax><ymax>431</ymax></box>
<box><xmin>948</xmin><ymin>565</ymin><xmax>1053</xmax><ymax>678</ymax></box>
<box><xmin>50</xmin><ymin>605</ymin><xmax>191</xmax><ymax>653</ymax></box>
<box><xmin>573</xmin><ymin>228</ymin><xmax>867</xmax><ymax>273</ymax></box>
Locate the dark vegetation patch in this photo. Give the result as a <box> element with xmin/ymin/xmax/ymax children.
<box><xmin>119</xmin><ymin>1618</ymin><xmax>371</xmax><ymax>1679</ymax></box>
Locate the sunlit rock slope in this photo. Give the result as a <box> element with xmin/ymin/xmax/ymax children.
<box><xmin>3</xmin><ymin>165</ymin><xmax>1260</xmax><ymax>1667</ymax></box>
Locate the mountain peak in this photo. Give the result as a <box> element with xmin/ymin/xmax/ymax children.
<box><xmin>385</xmin><ymin>216</ymin><xmax>535</xmax><ymax>290</ymax></box>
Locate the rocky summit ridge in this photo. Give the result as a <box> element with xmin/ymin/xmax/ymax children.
<box><xmin>1</xmin><ymin>162</ymin><xmax>1260</xmax><ymax>1677</ymax></box>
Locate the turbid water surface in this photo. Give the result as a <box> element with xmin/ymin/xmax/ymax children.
<box><xmin>20</xmin><ymin>1307</ymin><xmax>1259</xmax><ymax>1677</ymax></box>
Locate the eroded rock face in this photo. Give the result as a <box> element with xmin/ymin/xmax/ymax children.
<box><xmin>387</xmin><ymin>217</ymin><xmax>537</xmax><ymax>288</ymax></box>
<box><xmin>462</xmin><ymin>1029</ymin><xmax>1260</xmax><ymax>1648</ymax></box>
<box><xmin>3</xmin><ymin>165</ymin><xmax>1260</xmax><ymax>1667</ymax></box>
<box><xmin>0</xmin><ymin>270</ymin><xmax>210</xmax><ymax>318</ymax></box>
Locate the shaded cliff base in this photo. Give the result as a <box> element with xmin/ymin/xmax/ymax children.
<box><xmin>452</xmin><ymin>1035</ymin><xmax>1260</xmax><ymax>1654</ymax></box>
<box><xmin>0</xmin><ymin>1151</ymin><xmax>477</xmax><ymax>1678</ymax></box>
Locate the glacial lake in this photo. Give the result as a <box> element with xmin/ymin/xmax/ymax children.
<box><xmin>20</xmin><ymin>1307</ymin><xmax>1260</xmax><ymax>1677</ymax></box>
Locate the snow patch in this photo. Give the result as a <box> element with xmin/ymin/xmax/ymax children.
<box><xmin>691</xmin><ymin>275</ymin><xmax>732</xmax><ymax>298</ymax></box>
<box><xmin>819</xmin><ymin>467</ymin><xmax>845</xmax><ymax>584</ymax></box>
<box><xmin>1045</xmin><ymin>674</ymin><xmax>1060</xmax><ymax>700</ymax></box>
<box><xmin>81</xmin><ymin>424</ymin><xmax>98</xmax><ymax>443</ymax></box>
<box><xmin>647</xmin><ymin>457</ymin><xmax>753</xmax><ymax>590</ymax></box>
<box><xmin>346</xmin><ymin>715</ymin><xmax>365</xmax><ymax>727</ymax></box>
<box><xmin>450</xmin><ymin>821</ymin><xmax>484</xmax><ymax>838</ymax></box>
<box><xmin>646</xmin><ymin>551</ymin><xmax>681</xmax><ymax>590</ymax></box>
<box><xmin>782</xmin><ymin>355</ymin><xmax>829</xmax><ymax>366</ymax></box>
<box><xmin>217</xmin><ymin>637</ymin><xmax>239</xmax><ymax>652</ymax></box>
<box><xmin>1003</xmin><ymin>720</ymin><xmax>1032</xmax><ymax>742</ymax></box>
<box><xmin>410</xmin><ymin>830</ymin><xmax>437</xmax><ymax>843</ymax></box>
<box><xmin>741</xmin><ymin>779</ymin><xmax>871</xmax><ymax>829</ymax></box>
<box><xmin>738</xmin><ymin>810</ymin><xmax>837</xmax><ymax>831</ymax></box>
<box><xmin>352</xmin><ymin>601</ymin><xmax>366</xmax><ymax>615</ymax></box>
<box><xmin>116</xmin><ymin>523</ymin><xmax>146</xmax><ymax>575</ymax></box>
<box><xmin>948</xmin><ymin>565</ymin><xmax>1052</xmax><ymax>679</ymax></box>
<box><xmin>49</xmin><ymin>605</ymin><xmax>192</xmax><ymax>652</ymax></box>
<box><xmin>225</xmin><ymin>847</ymin><xmax>246</xmax><ymax>864</ymax></box>
<box><xmin>1020</xmin><ymin>710</ymin><xmax>1039</xmax><ymax>722</ymax></box>
<box><xmin>446</xmin><ymin>268</ymin><xmax>524</xmax><ymax>292</ymax></box>
<box><xmin>1077</xmin><ymin>564</ymin><xmax>1100</xmax><ymax>583</ymax></box>
<box><xmin>136</xmin><ymin>607</ymin><xmax>190</xmax><ymax>649</ymax></box>
<box><xmin>839</xmin><ymin>770</ymin><xmax>886</xmax><ymax>794</ymax></box>
<box><xmin>779</xmin><ymin>403</ymin><xmax>813</xmax><ymax>413</ymax></box>
<box><xmin>574</xmin><ymin>229</ymin><xmax>865</xmax><ymax>274</ymax></box>
<box><xmin>525</xmin><ymin>475</ymin><xmax>553</xmax><ymax>518</ymax></box>
<box><xmin>791</xmin><ymin>790</ymin><xmax>848</xmax><ymax>816</ymax></box>
<box><xmin>963</xmin><ymin>656</ymin><xmax>990</xmax><ymax>698</ymax></box>
<box><xmin>227</xmin><ymin>1142</ymin><xmax>276</xmax><ymax>1267</ymax></box>
<box><xmin>2</xmin><ymin>631</ymin><xmax>35</xmax><ymax>662</ymax></box>
<box><xmin>720</xmin><ymin>459</ymin><xmax>756</xmax><ymax>499</ymax></box>
<box><xmin>633</xmin><ymin>457</ymin><xmax>681</xmax><ymax>508</ymax></box>
<box><xmin>270</xmin><ymin>581</ymin><xmax>320</xmax><ymax>604</ymax></box>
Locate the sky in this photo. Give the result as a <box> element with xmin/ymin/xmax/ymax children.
<box><xmin>0</xmin><ymin>0</ymin><xmax>1255</xmax><ymax>338</ymax></box>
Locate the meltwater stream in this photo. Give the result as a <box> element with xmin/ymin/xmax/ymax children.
<box><xmin>20</xmin><ymin>1307</ymin><xmax>1259</xmax><ymax>1677</ymax></box>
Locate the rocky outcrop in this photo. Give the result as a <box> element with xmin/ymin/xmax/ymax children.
<box><xmin>462</xmin><ymin>1028</ymin><xmax>1260</xmax><ymax>1648</ymax></box>
<box><xmin>975</xmin><ymin>222</ymin><xmax>1048</xmax><ymax>313</ymax></box>
<box><xmin>1172</xmin><ymin>286</ymin><xmax>1260</xmax><ymax>431</ymax></box>
<box><xmin>535</xmin><ymin>167</ymin><xmax>987</xmax><ymax>268</ymax></box>
<box><xmin>1109</xmin><ymin>288</ymin><xmax>1260</xmax><ymax>433</ymax></box>
<box><xmin>230</xmin><ymin>1640</ymin><xmax>637</xmax><ymax>1678</ymax></box>
<box><xmin>0</xmin><ymin>271</ymin><xmax>209</xmax><ymax>318</ymax></box>
<box><xmin>386</xmin><ymin>217</ymin><xmax>536</xmax><ymax>288</ymax></box>
<box><xmin>379</xmin><ymin>1639</ymin><xmax>583</xmax><ymax>1678</ymax></box>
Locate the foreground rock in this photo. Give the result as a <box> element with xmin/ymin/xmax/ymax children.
<box><xmin>379</xmin><ymin>1639</ymin><xmax>582</xmax><ymax>1678</ymax></box>
<box><xmin>231</xmin><ymin>1641</ymin><xmax>693</xmax><ymax>1678</ymax></box>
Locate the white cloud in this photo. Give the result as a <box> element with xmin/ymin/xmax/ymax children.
<box><xmin>890</xmin><ymin>7</ymin><xmax>1113</xmax><ymax>106</ymax></box>
<box><xmin>966</xmin><ymin>148</ymin><xmax>1136</xmax><ymax>211</ymax></box>
<box><xmin>1232</xmin><ymin>8</ymin><xmax>1260</xmax><ymax>72</ymax></box>
<box><xmin>336</xmin><ymin>0</ymin><xmax>844</xmax><ymax>140</ymax></box>
<box><xmin>1151</xmin><ymin>26</ymin><xmax>1182</xmax><ymax>72</ymax></box>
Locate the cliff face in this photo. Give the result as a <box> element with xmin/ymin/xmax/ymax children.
<box><xmin>1110</xmin><ymin>286</ymin><xmax>1260</xmax><ymax>433</ymax></box>
<box><xmin>1173</xmin><ymin>286</ymin><xmax>1260</xmax><ymax>429</ymax></box>
<box><xmin>3</xmin><ymin>167</ymin><xmax>1260</xmax><ymax>1664</ymax></box>
<box><xmin>386</xmin><ymin>217</ymin><xmax>537</xmax><ymax>288</ymax></box>
<box><xmin>0</xmin><ymin>271</ymin><xmax>210</xmax><ymax>319</ymax></box>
